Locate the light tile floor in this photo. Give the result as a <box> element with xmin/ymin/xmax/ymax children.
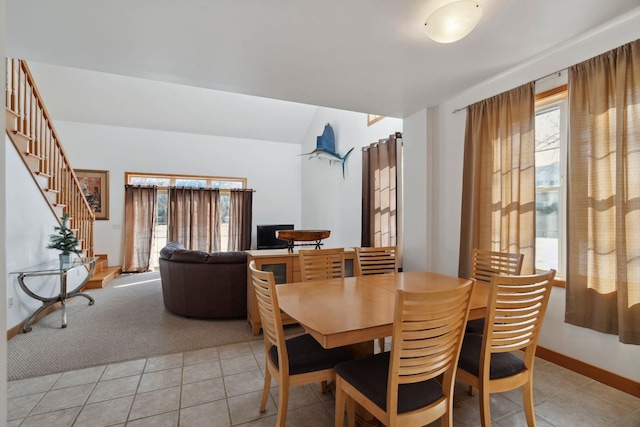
<box><xmin>7</xmin><ymin>339</ymin><xmax>640</xmax><ymax>426</ymax></box>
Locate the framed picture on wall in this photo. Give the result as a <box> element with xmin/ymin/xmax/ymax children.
<box><xmin>75</xmin><ymin>169</ymin><xmax>110</xmax><ymax>220</ymax></box>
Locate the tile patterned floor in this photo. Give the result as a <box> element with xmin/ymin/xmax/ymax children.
<box><xmin>7</xmin><ymin>338</ymin><xmax>640</xmax><ymax>426</ymax></box>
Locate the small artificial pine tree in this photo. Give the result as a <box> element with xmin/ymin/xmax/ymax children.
<box><xmin>47</xmin><ymin>213</ymin><xmax>81</xmax><ymax>255</ymax></box>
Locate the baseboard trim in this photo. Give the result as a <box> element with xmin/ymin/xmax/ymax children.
<box><xmin>536</xmin><ymin>346</ymin><xmax>640</xmax><ymax>398</ymax></box>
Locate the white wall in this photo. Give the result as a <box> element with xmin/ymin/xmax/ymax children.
<box><xmin>5</xmin><ymin>140</ymin><xmax>84</xmax><ymax>330</ymax></box>
<box><xmin>55</xmin><ymin>121</ymin><xmax>303</xmax><ymax>263</ymax></box>
<box><xmin>300</xmin><ymin>108</ymin><xmax>402</xmax><ymax>248</ymax></box>
<box><xmin>401</xmin><ymin>109</ymin><xmax>428</xmax><ymax>272</ymax></box>
<box><xmin>419</xmin><ymin>12</ymin><xmax>640</xmax><ymax>381</ymax></box>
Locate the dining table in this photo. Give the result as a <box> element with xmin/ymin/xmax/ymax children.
<box><xmin>276</xmin><ymin>270</ymin><xmax>487</xmax><ymax>354</ymax></box>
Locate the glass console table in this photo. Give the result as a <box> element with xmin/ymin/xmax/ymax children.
<box><xmin>11</xmin><ymin>257</ymin><xmax>98</xmax><ymax>332</ymax></box>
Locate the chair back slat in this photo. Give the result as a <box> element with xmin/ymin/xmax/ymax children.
<box><xmin>355</xmin><ymin>246</ymin><xmax>399</xmax><ymax>276</ymax></box>
<box><xmin>484</xmin><ymin>270</ymin><xmax>556</xmax><ymax>356</ymax></box>
<box><xmin>389</xmin><ymin>282</ymin><xmax>474</xmax><ymax>390</ymax></box>
<box><xmin>299</xmin><ymin>248</ymin><xmax>345</xmax><ymax>281</ymax></box>
<box><xmin>472</xmin><ymin>248</ymin><xmax>524</xmax><ymax>284</ymax></box>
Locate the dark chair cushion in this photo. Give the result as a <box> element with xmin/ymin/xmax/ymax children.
<box><xmin>268</xmin><ymin>334</ymin><xmax>353</xmax><ymax>375</ymax></box>
<box><xmin>457</xmin><ymin>333</ymin><xmax>526</xmax><ymax>379</ymax></box>
<box><xmin>334</xmin><ymin>352</ymin><xmax>444</xmax><ymax>413</ymax></box>
<box><xmin>465</xmin><ymin>318</ymin><xmax>485</xmax><ymax>334</ymax></box>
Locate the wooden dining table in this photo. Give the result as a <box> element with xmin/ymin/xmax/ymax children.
<box><xmin>276</xmin><ymin>270</ymin><xmax>488</xmax><ymax>352</ymax></box>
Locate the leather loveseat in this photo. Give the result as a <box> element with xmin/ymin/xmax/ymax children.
<box><xmin>159</xmin><ymin>241</ymin><xmax>247</xmax><ymax>319</ymax></box>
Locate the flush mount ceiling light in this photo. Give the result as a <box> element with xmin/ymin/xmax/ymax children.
<box><xmin>423</xmin><ymin>0</ymin><xmax>483</xmax><ymax>43</ymax></box>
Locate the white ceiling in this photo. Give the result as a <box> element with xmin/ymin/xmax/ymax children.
<box><xmin>6</xmin><ymin>0</ymin><xmax>640</xmax><ymax>142</ymax></box>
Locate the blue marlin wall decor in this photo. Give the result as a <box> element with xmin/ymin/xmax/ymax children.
<box><xmin>300</xmin><ymin>123</ymin><xmax>354</xmax><ymax>178</ymax></box>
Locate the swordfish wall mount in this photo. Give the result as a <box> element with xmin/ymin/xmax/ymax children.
<box><xmin>300</xmin><ymin>123</ymin><xmax>354</xmax><ymax>179</ymax></box>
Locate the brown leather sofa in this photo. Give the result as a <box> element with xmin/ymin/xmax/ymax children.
<box><xmin>159</xmin><ymin>241</ymin><xmax>247</xmax><ymax>319</ymax></box>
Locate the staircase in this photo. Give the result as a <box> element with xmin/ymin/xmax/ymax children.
<box><xmin>5</xmin><ymin>58</ymin><xmax>121</xmax><ymax>287</ymax></box>
<box><xmin>86</xmin><ymin>255</ymin><xmax>122</xmax><ymax>289</ymax></box>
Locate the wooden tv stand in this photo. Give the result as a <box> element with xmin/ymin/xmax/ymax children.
<box><xmin>246</xmin><ymin>248</ymin><xmax>355</xmax><ymax>335</ymax></box>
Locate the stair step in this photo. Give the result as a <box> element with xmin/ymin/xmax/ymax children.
<box><xmin>94</xmin><ymin>256</ymin><xmax>109</xmax><ymax>273</ymax></box>
<box><xmin>84</xmin><ymin>266</ymin><xmax>122</xmax><ymax>290</ymax></box>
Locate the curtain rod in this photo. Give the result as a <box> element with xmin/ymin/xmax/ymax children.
<box><xmin>451</xmin><ymin>70</ymin><xmax>565</xmax><ymax>114</ymax></box>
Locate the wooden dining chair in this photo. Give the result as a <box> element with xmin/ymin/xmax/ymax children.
<box><xmin>354</xmin><ymin>246</ymin><xmax>399</xmax><ymax>276</ymax></box>
<box><xmin>299</xmin><ymin>247</ymin><xmax>345</xmax><ymax>282</ymax></box>
<box><xmin>456</xmin><ymin>270</ymin><xmax>556</xmax><ymax>427</ymax></box>
<box><xmin>334</xmin><ymin>280</ymin><xmax>475</xmax><ymax>427</ymax></box>
<box><xmin>249</xmin><ymin>261</ymin><xmax>354</xmax><ymax>427</ymax></box>
<box><xmin>355</xmin><ymin>246</ymin><xmax>399</xmax><ymax>352</ymax></box>
<box><xmin>466</xmin><ymin>248</ymin><xmax>524</xmax><ymax>334</ymax></box>
<box><xmin>471</xmin><ymin>248</ymin><xmax>524</xmax><ymax>284</ymax></box>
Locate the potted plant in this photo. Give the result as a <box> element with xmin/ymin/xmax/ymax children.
<box><xmin>47</xmin><ymin>213</ymin><xmax>81</xmax><ymax>265</ymax></box>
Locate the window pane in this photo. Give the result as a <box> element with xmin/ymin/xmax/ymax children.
<box><xmin>535</xmin><ymin>107</ymin><xmax>560</xmax><ymax>187</ymax></box>
<box><xmin>220</xmin><ymin>194</ymin><xmax>230</xmax><ymax>251</ymax></box>
<box><xmin>211</xmin><ymin>180</ymin><xmax>243</xmax><ymax>189</ymax></box>
<box><xmin>175</xmin><ymin>179</ymin><xmax>206</xmax><ymax>188</ymax></box>
<box><xmin>157</xmin><ymin>191</ymin><xmax>168</xmax><ymax>226</ymax></box>
<box><xmin>535</xmin><ymin>105</ymin><xmax>561</xmax><ymax>272</ymax></box>
<box><xmin>130</xmin><ymin>177</ymin><xmax>170</xmax><ymax>186</ymax></box>
<box><xmin>536</xmin><ymin>188</ymin><xmax>559</xmax><ymax>270</ymax></box>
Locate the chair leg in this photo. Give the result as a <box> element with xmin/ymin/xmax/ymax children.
<box><xmin>260</xmin><ymin>369</ymin><xmax>271</xmax><ymax>412</ymax></box>
<box><xmin>321</xmin><ymin>380</ymin><xmax>328</xmax><ymax>393</ymax></box>
<box><xmin>377</xmin><ymin>337</ymin><xmax>385</xmax><ymax>352</ymax></box>
<box><xmin>522</xmin><ymin>381</ymin><xmax>536</xmax><ymax>426</ymax></box>
<box><xmin>276</xmin><ymin>380</ymin><xmax>290</xmax><ymax>427</ymax></box>
<box><xmin>335</xmin><ymin>377</ymin><xmax>346</xmax><ymax>427</ymax></box>
<box><xmin>479</xmin><ymin>387</ymin><xmax>491</xmax><ymax>427</ymax></box>
<box><xmin>468</xmin><ymin>384</ymin><xmax>476</xmax><ymax>396</ymax></box>
<box><xmin>346</xmin><ymin>395</ymin><xmax>356</xmax><ymax>427</ymax></box>
<box><xmin>442</xmin><ymin>406</ymin><xmax>453</xmax><ymax>427</ymax></box>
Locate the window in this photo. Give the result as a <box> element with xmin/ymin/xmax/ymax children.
<box><xmin>126</xmin><ymin>172</ymin><xmax>246</xmax><ymax>270</ymax></box>
<box><xmin>534</xmin><ymin>86</ymin><xmax>567</xmax><ymax>276</ymax></box>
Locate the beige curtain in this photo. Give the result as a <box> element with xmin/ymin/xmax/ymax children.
<box><xmin>459</xmin><ymin>82</ymin><xmax>536</xmax><ymax>278</ymax></box>
<box><xmin>565</xmin><ymin>39</ymin><xmax>640</xmax><ymax>344</ymax></box>
<box><xmin>168</xmin><ymin>187</ymin><xmax>221</xmax><ymax>252</ymax></box>
<box><xmin>122</xmin><ymin>185</ymin><xmax>157</xmax><ymax>272</ymax></box>
<box><xmin>361</xmin><ymin>134</ymin><xmax>398</xmax><ymax>247</ymax></box>
<box><xmin>228</xmin><ymin>189</ymin><xmax>253</xmax><ymax>251</ymax></box>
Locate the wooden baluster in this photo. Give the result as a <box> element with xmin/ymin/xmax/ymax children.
<box><xmin>47</xmin><ymin>124</ymin><xmax>53</xmax><ymax>180</ymax></box>
<box><xmin>5</xmin><ymin>59</ymin><xmax>11</xmax><ymax>113</ymax></box>
<box><xmin>30</xmin><ymin>88</ymin><xmax>36</xmax><ymax>153</ymax></box>
<box><xmin>18</xmin><ymin>66</ymin><xmax>25</xmax><ymax>135</ymax></box>
<box><xmin>11</xmin><ymin>59</ymin><xmax>19</xmax><ymax>114</ymax></box>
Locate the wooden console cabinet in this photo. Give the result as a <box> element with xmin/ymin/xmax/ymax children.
<box><xmin>246</xmin><ymin>248</ymin><xmax>355</xmax><ymax>335</ymax></box>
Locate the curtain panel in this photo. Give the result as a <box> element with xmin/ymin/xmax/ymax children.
<box><xmin>458</xmin><ymin>82</ymin><xmax>536</xmax><ymax>278</ymax></box>
<box><xmin>122</xmin><ymin>185</ymin><xmax>157</xmax><ymax>273</ymax></box>
<box><xmin>361</xmin><ymin>134</ymin><xmax>398</xmax><ymax>247</ymax></box>
<box><xmin>565</xmin><ymin>39</ymin><xmax>640</xmax><ymax>344</ymax></box>
<box><xmin>228</xmin><ymin>189</ymin><xmax>253</xmax><ymax>251</ymax></box>
<box><xmin>167</xmin><ymin>187</ymin><xmax>221</xmax><ymax>252</ymax></box>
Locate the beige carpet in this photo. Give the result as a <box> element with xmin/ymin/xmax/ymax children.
<box><xmin>7</xmin><ymin>271</ymin><xmax>299</xmax><ymax>380</ymax></box>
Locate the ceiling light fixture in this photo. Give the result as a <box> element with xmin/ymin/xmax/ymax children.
<box><xmin>423</xmin><ymin>0</ymin><xmax>483</xmax><ymax>44</ymax></box>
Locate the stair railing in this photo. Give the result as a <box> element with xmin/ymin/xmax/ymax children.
<box><xmin>5</xmin><ymin>58</ymin><xmax>94</xmax><ymax>257</ymax></box>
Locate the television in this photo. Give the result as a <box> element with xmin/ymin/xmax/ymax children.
<box><xmin>256</xmin><ymin>224</ymin><xmax>294</xmax><ymax>249</ymax></box>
